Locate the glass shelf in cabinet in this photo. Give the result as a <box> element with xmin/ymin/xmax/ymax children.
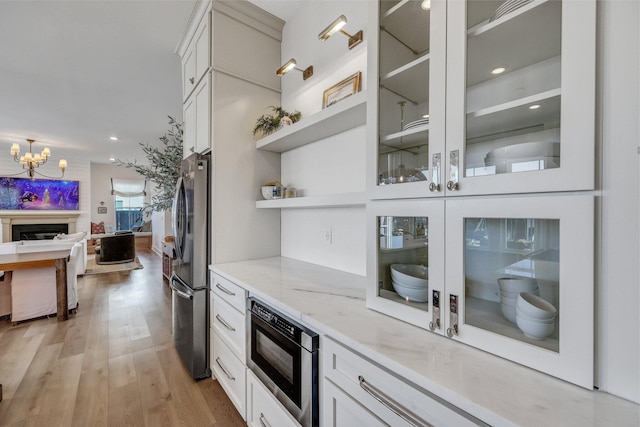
<box><xmin>466</xmin><ymin>0</ymin><xmax>561</xmax><ymax>88</ymax></box>
<box><xmin>381</xmin><ymin>0</ymin><xmax>430</xmax><ymax>55</ymax></box>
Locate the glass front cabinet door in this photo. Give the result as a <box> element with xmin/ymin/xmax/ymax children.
<box><xmin>445</xmin><ymin>0</ymin><xmax>596</xmax><ymax>195</ymax></box>
<box><xmin>367</xmin><ymin>0</ymin><xmax>447</xmax><ymax>199</ymax></box>
<box><xmin>368</xmin><ymin>195</ymin><xmax>594</xmax><ymax>388</ymax></box>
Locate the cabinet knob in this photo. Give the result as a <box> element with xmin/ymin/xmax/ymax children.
<box><xmin>189</xmin><ymin>77</ymin><xmax>195</xmax><ymax>84</ymax></box>
<box><xmin>190</xmin><ymin>146</ymin><xmax>195</xmax><ymax>153</ymax></box>
<box><xmin>446</xmin><ymin>181</ymin><xmax>459</xmax><ymax>191</ymax></box>
<box><xmin>429</xmin><ymin>182</ymin><xmax>440</xmax><ymax>192</ymax></box>
<box><xmin>446</xmin><ymin>325</ymin><xmax>458</xmax><ymax>337</ymax></box>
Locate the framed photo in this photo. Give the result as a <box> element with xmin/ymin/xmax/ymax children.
<box><xmin>97</xmin><ymin>206</ymin><xmax>107</xmax><ymax>214</ymax></box>
<box><xmin>322</xmin><ymin>72</ymin><xmax>362</xmax><ymax>109</ymax></box>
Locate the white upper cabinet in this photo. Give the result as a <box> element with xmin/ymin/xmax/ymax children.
<box><xmin>367</xmin><ymin>0</ymin><xmax>448</xmax><ymax>200</ymax></box>
<box><xmin>446</xmin><ymin>0</ymin><xmax>596</xmax><ymax>196</ymax></box>
<box><xmin>182</xmin><ymin>10</ymin><xmax>211</xmax><ymax>102</ymax></box>
<box><xmin>368</xmin><ymin>0</ymin><xmax>596</xmax><ymax>198</ymax></box>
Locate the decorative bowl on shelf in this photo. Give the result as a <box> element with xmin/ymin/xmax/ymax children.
<box><xmin>261</xmin><ymin>186</ymin><xmax>283</xmax><ymax>200</ymax></box>
<box><xmin>390</xmin><ymin>264</ymin><xmax>428</xmax><ymax>289</ymax></box>
<box><xmin>516</xmin><ymin>292</ymin><xmax>556</xmax><ymax>320</ymax></box>
<box><xmin>391</xmin><ymin>280</ymin><xmax>428</xmax><ymax>303</ymax></box>
<box><xmin>516</xmin><ymin>312</ymin><xmax>555</xmax><ymax>340</ymax></box>
<box><xmin>484</xmin><ymin>141</ymin><xmax>560</xmax><ymax>174</ymax></box>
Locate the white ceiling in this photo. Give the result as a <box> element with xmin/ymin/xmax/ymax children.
<box><xmin>0</xmin><ymin>0</ymin><xmax>197</xmax><ymax>165</ymax></box>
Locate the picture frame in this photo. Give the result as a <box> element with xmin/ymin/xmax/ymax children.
<box><xmin>97</xmin><ymin>206</ymin><xmax>107</xmax><ymax>214</ymax></box>
<box><xmin>322</xmin><ymin>72</ymin><xmax>362</xmax><ymax>109</ymax></box>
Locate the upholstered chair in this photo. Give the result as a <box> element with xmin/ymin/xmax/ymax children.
<box><xmin>95</xmin><ymin>232</ymin><xmax>135</xmax><ymax>265</ymax></box>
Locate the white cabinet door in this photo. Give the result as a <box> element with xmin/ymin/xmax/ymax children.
<box><xmin>194</xmin><ymin>74</ymin><xmax>211</xmax><ymax>154</ymax></box>
<box><xmin>183</xmin><ymin>94</ymin><xmax>196</xmax><ymax>158</ymax></box>
<box><xmin>366</xmin><ymin>199</ymin><xmax>445</xmax><ymax>331</ymax></box>
<box><xmin>181</xmin><ymin>10</ymin><xmax>210</xmax><ymax>102</ymax></box>
<box><xmin>445</xmin><ymin>194</ymin><xmax>594</xmax><ymax>388</ymax></box>
<box><xmin>323</xmin><ymin>380</ymin><xmax>387</xmax><ymax>427</ymax></box>
<box><xmin>182</xmin><ymin>47</ymin><xmax>196</xmax><ymax>101</ymax></box>
<box><xmin>367</xmin><ymin>0</ymin><xmax>448</xmax><ymax>200</ymax></box>
<box><xmin>212</xmin><ymin>334</ymin><xmax>246</xmax><ymax>420</ymax></box>
<box><xmin>182</xmin><ymin>75</ymin><xmax>211</xmax><ymax>158</ymax></box>
<box><xmin>445</xmin><ymin>0</ymin><xmax>596</xmax><ymax>196</ymax></box>
<box><xmin>246</xmin><ymin>370</ymin><xmax>301</xmax><ymax>427</ymax></box>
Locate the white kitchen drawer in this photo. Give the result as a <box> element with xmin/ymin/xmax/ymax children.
<box><xmin>246</xmin><ymin>369</ymin><xmax>301</xmax><ymax>427</ymax></box>
<box><xmin>323</xmin><ymin>338</ymin><xmax>486</xmax><ymax>427</ymax></box>
<box><xmin>212</xmin><ymin>296</ymin><xmax>246</xmax><ymax>361</ymax></box>
<box><xmin>211</xmin><ymin>272</ymin><xmax>247</xmax><ymax>313</ymax></box>
<box><xmin>324</xmin><ymin>379</ymin><xmax>387</xmax><ymax>427</ymax></box>
<box><xmin>212</xmin><ymin>333</ymin><xmax>246</xmax><ymax>420</ymax></box>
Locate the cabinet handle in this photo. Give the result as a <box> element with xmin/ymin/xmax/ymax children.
<box><xmin>215</xmin><ymin>357</ymin><xmax>235</xmax><ymax>381</ymax></box>
<box><xmin>215</xmin><ymin>314</ymin><xmax>236</xmax><ymax>332</ymax></box>
<box><xmin>447</xmin><ymin>150</ymin><xmax>460</xmax><ymax>191</ymax></box>
<box><xmin>429</xmin><ymin>290</ymin><xmax>441</xmax><ymax>331</ymax></box>
<box><xmin>446</xmin><ymin>294</ymin><xmax>459</xmax><ymax>337</ymax></box>
<box><xmin>259</xmin><ymin>413</ymin><xmax>272</xmax><ymax>427</ymax></box>
<box><xmin>189</xmin><ymin>77</ymin><xmax>195</xmax><ymax>84</ymax></box>
<box><xmin>358</xmin><ymin>375</ymin><xmax>432</xmax><ymax>427</ymax></box>
<box><xmin>215</xmin><ymin>283</ymin><xmax>236</xmax><ymax>296</ymax></box>
<box><xmin>429</xmin><ymin>153</ymin><xmax>441</xmax><ymax>192</ymax></box>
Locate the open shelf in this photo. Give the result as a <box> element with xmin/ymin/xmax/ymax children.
<box><xmin>256</xmin><ymin>192</ymin><xmax>367</xmax><ymax>209</ymax></box>
<box><xmin>256</xmin><ymin>91</ymin><xmax>367</xmax><ymax>153</ymax></box>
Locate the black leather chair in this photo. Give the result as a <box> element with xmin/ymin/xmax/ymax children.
<box><xmin>95</xmin><ymin>231</ymin><xmax>136</xmax><ymax>264</ymax></box>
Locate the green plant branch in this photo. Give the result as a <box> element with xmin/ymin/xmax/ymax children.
<box><xmin>114</xmin><ymin>116</ymin><xmax>183</xmax><ymax>214</ymax></box>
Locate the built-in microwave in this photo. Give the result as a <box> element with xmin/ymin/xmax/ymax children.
<box><xmin>247</xmin><ymin>298</ymin><xmax>319</xmax><ymax>427</ymax></box>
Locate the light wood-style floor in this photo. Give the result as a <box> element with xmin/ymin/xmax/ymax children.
<box><xmin>0</xmin><ymin>250</ymin><xmax>245</xmax><ymax>427</ymax></box>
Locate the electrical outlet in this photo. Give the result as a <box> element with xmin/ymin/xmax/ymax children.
<box><xmin>323</xmin><ymin>228</ymin><xmax>332</xmax><ymax>245</ymax></box>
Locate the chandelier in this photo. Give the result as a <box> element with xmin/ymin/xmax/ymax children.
<box><xmin>10</xmin><ymin>139</ymin><xmax>67</xmax><ymax>180</ymax></box>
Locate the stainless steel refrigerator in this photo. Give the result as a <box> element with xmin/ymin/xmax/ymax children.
<box><xmin>170</xmin><ymin>153</ymin><xmax>210</xmax><ymax>379</ymax></box>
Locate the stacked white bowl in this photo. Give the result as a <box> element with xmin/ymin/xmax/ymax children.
<box><xmin>497</xmin><ymin>277</ymin><xmax>539</xmax><ymax>323</ymax></box>
<box><xmin>390</xmin><ymin>264</ymin><xmax>428</xmax><ymax>302</ymax></box>
<box><xmin>516</xmin><ymin>292</ymin><xmax>557</xmax><ymax>340</ymax></box>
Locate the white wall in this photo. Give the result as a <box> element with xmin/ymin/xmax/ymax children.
<box><xmin>278</xmin><ymin>0</ymin><xmax>368</xmax><ymax>274</ymax></box>
<box><xmin>597</xmin><ymin>0</ymin><xmax>640</xmax><ymax>403</ymax></box>
<box><xmin>0</xmin><ymin>150</ymin><xmax>91</xmax><ymax>239</ymax></box>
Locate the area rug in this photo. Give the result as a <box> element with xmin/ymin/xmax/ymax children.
<box><xmin>84</xmin><ymin>255</ymin><xmax>144</xmax><ymax>275</ymax></box>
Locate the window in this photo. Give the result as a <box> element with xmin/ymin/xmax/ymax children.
<box><xmin>111</xmin><ymin>179</ymin><xmax>147</xmax><ymax>231</ymax></box>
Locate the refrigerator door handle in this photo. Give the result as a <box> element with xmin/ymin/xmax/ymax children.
<box><xmin>170</xmin><ymin>275</ymin><xmax>193</xmax><ymax>300</ymax></box>
<box><xmin>172</xmin><ymin>176</ymin><xmax>185</xmax><ymax>260</ymax></box>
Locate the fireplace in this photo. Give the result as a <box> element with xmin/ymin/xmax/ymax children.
<box><xmin>12</xmin><ymin>223</ymin><xmax>69</xmax><ymax>241</ymax></box>
<box><xmin>0</xmin><ymin>213</ymin><xmax>80</xmax><ymax>242</ymax></box>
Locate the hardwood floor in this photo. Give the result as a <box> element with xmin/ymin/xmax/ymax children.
<box><xmin>0</xmin><ymin>250</ymin><xmax>245</xmax><ymax>427</ymax></box>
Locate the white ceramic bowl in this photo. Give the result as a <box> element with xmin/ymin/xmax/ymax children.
<box><xmin>516</xmin><ymin>308</ymin><xmax>554</xmax><ymax>324</ymax></box>
<box><xmin>390</xmin><ymin>265</ymin><xmax>428</xmax><ymax>289</ymax></box>
<box><xmin>516</xmin><ymin>292</ymin><xmax>556</xmax><ymax>320</ymax></box>
<box><xmin>498</xmin><ymin>277</ymin><xmax>539</xmax><ymax>293</ymax></box>
<box><xmin>501</xmin><ymin>303</ymin><xmax>517</xmax><ymax>323</ymax></box>
<box><xmin>391</xmin><ymin>280</ymin><xmax>428</xmax><ymax>302</ymax></box>
<box><xmin>516</xmin><ymin>314</ymin><xmax>555</xmax><ymax>340</ymax></box>
<box><xmin>501</xmin><ymin>287</ymin><xmax>539</xmax><ymax>299</ymax></box>
<box><xmin>261</xmin><ymin>186</ymin><xmax>275</xmax><ymax>200</ymax></box>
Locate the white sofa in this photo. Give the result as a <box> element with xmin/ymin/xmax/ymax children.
<box><xmin>0</xmin><ymin>234</ymin><xmax>86</xmax><ymax>322</ymax></box>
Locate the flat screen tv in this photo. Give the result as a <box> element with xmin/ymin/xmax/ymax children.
<box><xmin>0</xmin><ymin>177</ymin><xmax>79</xmax><ymax>210</ymax></box>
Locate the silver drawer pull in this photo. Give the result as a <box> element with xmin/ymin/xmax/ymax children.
<box><xmin>215</xmin><ymin>282</ymin><xmax>236</xmax><ymax>296</ymax></box>
<box><xmin>259</xmin><ymin>413</ymin><xmax>271</xmax><ymax>427</ymax></box>
<box><xmin>215</xmin><ymin>314</ymin><xmax>236</xmax><ymax>332</ymax></box>
<box><xmin>215</xmin><ymin>357</ymin><xmax>235</xmax><ymax>381</ymax></box>
<box><xmin>358</xmin><ymin>375</ymin><xmax>432</xmax><ymax>427</ymax></box>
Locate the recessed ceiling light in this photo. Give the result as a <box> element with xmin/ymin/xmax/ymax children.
<box><xmin>421</xmin><ymin>0</ymin><xmax>431</xmax><ymax>10</ymax></box>
<box><xmin>109</xmin><ymin>136</ymin><xmax>118</xmax><ymax>141</ymax></box>
<box><xmin>491</xmin><ymin>67</ymin><xmax>506</xmax><ymax>75</ymax></box>
<box><xmin>529</xmin><ymin>104</ymin><xmax>541</xmax><ymax>110</ymax></box>
<box><xmin>422</xmin><ymin>114</ymin><xmax>430</xmax><ymax>119</ymax></box>
<box><xmin>109</xmin><ymin>157</ymin><xmax>116</xmax><ymax>162</ymax></box>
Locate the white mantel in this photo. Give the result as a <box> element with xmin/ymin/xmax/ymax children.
<box><xmin>0</xmin><ymin>211</ymin><xmax>81</xmax><ymax>242</ymax></box>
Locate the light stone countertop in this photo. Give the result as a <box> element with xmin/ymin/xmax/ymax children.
<box><xmin>210</xmin><ymin>256</ymin><xmax>640</xmax><ymax>427</ymax></box>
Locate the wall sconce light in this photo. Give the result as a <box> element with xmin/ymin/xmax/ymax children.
<box><xmin>276</xmin><ymin>58</ymin><xmax>314</xmax><ymax>80</ymax></box>
<box><xmin>318</xmin><ymin>15</ymin><xmax>363</xmax><ymax>50</ymax></box>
